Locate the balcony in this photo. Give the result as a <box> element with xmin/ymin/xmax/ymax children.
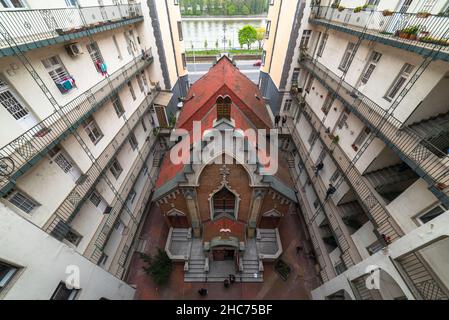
<box><xmin>298</xmin><ymin>55</ymin><xmax>449</xmax><ymax>208</ymax></box>
<box><xmin>288</xmin><ymin>93</ymin><xmax>403</xmax><ymax>243</ymax></box>
<box><xmin>310</xmin><ymin>6</ymin><xmax>449</xmax><ymax>61</ymax></box>
<box><xmin>44</xmin><ymin>89</ymin><xmax>159</xmax><ymax>241</ymax></box>
<box><xmin>0</xmin><ymin>4</ymin><xmax>143</xmax><ymax>57</ymax></box>
<box><xmin>0</xmin><ymin>49</ymin><xmax>154</xmax><ymax>196</ymax></box>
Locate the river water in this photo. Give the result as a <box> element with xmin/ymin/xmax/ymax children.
<box><xmin>182</xmin><ymin>17</ymin><xmax>267</xmax><ymax>50</ymax></box>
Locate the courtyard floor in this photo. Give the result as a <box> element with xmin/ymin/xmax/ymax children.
<box><xmin>126</xmin><ymin>205</ymin><xmax>320</xmax><ymax>300</ymax></box>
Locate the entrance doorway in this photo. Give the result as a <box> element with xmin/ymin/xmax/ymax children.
<box><xmin>212</xmin><ymin>247</ymin><xmax>235</xmax><ymax>261</ymax></box>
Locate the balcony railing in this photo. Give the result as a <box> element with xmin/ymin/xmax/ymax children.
<box><xmin>0</xmin><ymin>4</ymin><xmax>142</xmax><ymax>53</ymax></box>
<box><xmin>299</xmin><ymin>55</ymin><xmax>449</xmax><ymax>206</ymax></box>
<box><xmin>289</xmin><ymin>92</ymin><xmax>403</xmax><ymax>243</ymax></box>
<box><xmin>44</xmin><ymin>90</ymin><xmax>159</xmax><ymax>238</ymax></box>
<box><xmin>0</xmin><ymin>49</ymin><xmax>154</xmax><ymax>196</ymax></box>
<box><xmin>310</xmin><ymin>6</ymin><xmax>449</xmax><ymax>58</ymax></box>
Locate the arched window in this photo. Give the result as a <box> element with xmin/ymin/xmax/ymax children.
<box><xmin>212</xmin><ymin>187</ymin><xmax>235</xmax><ymax>219</ymax></box>
<box><xmin>216</xmin><ymin>96</ymin><xmax>231</xmax><ymax>120</ymax></box>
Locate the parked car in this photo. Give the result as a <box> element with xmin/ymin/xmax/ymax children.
<box><xmin>253</xmin><ymin>60</ymin><xmax>262</xmax><ymax>67</ymax></box>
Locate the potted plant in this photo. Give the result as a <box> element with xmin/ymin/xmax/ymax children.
<box><xmin>351</xmin><ymin>143</ymin><xmax>358</xmax><ymax>151</ymax></box>
<box><xmin>399</xmin><ymin>27</ymin><xmax>411</xmax><ymax>39</ymax></box>
<box><xmin>408</xmin><ymin>25</ymin><xmax>420</xmax><ymax>40</ymax></box>
<box><xmin>331</xmin><ymin>2</ymin><xmax>339</xmax><ymax>9</ymax></box>
<box><xmin>382</xmin><ymin>9</ymin><xmax>393</xmax><ymax>16</ymax></box>
<box><xmin>332</xmin><ymin>135</ymin><xmax>340</xmax><ymax>144</ymax></box>
<box><xmin>354</xmin><ymin>6</ymin><xmax>363</xmax><ymax>13</ymax></box>
<box><xmin>417</xmin><ymin>11</ymin><xmax>431</xmax><ymax>18</ymax></box>
<box><xmin>338</xmin><ymin>5</ymin><xmax>345</xmax><ymax>12</ymax></box>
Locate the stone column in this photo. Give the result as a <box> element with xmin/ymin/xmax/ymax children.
<box><xmin>183</xmin><ymin>188</ymin><xmax>201</xmax><ymax>238</ymax></box>
<box><xmin>247</xmin><ymin>188</ymin><xmax>266</xmax><ymax>238</ymax></box>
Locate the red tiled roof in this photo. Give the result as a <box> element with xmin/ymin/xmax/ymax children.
<box><xmin>176</xmin><ymin>56</ymin><xmax>272</xmax><ymax>132</ymax></box>
<box><xmin>154</xmin><ymin>56</ymin><xmax>282</xmax><ymax>193</ymax></box>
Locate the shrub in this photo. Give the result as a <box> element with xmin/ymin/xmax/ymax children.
<box><xmin>141</xmin><ymin>249</ymin><xmax>173</xmax><ymax>285</ymax></box>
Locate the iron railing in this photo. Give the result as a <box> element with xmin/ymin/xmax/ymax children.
<box><xmin>0</xmin><ymin>49</ymin><xmax>154</xmax><ymax>195</ymax></box>
<box><xmin>310</xmin><ymin>6</ymin><xmax>449</xmax><ymax>54</ymax></box>
<box><xmin>0</xmin><ymin>4</ymin><xmax>142</xmax><ymax>51</ymax></box>
<box><xmin>299</xmin><ymin>55</ymin><xmax>449</xmax><ymax>205</ymax></box>
<box><xmin>44</xmin><ymin>89</ymin><xmax>158</xmax><ymax>238</ymax></box>
<box><xmin>289</xmin><ymin>92</ymin><xmax>403</xmax><ymax>242</ymax></box>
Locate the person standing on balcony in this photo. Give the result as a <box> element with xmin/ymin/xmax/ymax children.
<box><xmin>325</xmin><ymin>183</ymin><xmax>336</xmax><ymax>200</ymax></box>
<box><xmin>314</xmin><ymin>161</ymin><xmax>324</xmax><ymax>176</ymax></box>
<box><xmin>282</xmin><ymin>115</ymin><xmax>287</xmax><ymax>127</ymax></box>
<box><xmin>274</xmin><ymin>114</ymin><xmax>280</xmax><ymax>127</ymax></box>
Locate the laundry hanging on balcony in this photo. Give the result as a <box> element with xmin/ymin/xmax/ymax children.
<box><xmin>95</xmin><ymin>60</ymin><xmax>108</xmax><ymax>76</ymax></box>
<box><xmin>56</xmin><ymin>76</ymin><xmax>75</xmax><ymax>93</ymax></box>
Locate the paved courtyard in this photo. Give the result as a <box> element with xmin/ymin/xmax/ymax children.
<box><xmin>126</xmin><ymin>205</ymin><xmax>320</xmax><ymax>300</ymax></box>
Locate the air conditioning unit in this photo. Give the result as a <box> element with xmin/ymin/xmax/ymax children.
<box><xmin>65</xmin><ymin>43</ymin><xmax>83</xmax><ymax>57</ymax></box>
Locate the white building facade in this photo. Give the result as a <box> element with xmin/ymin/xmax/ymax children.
<box><xmin>263</xmin><ymin>0</ymin><xmax>449</xmax><ymax>300</ymax></box>
<box><xmin>0</xmin><ymin>0</ymin><xmax>186</xmax><ymax>300</ymax></box>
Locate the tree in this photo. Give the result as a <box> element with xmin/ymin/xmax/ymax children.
<box><xmin>255</xmin><ymin>27</ymin><xmax>266</xmax><ymax>49</ymax></box>
<box><xmin>241</xmin><ymin>4</ymin><xmax>250</xmax><ymax>15</ymax></box>
<box><xmin>226</xmin><ymin>3</ymin><xmax>236</xmax><ymax>15</ymax></box>
<box><xmin>141</xmin><ymin>249</ymin><xmax>173</xmax><ymax>286</ymax></box>
<box><xmin>238</xmin><ymin>25</ymin><xmax>257</xmax><ymax>49</ymax></box>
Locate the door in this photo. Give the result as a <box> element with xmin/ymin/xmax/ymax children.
<box><xmin>0</xmin><ymin>79</ymin><xmax>39</xmax><ymax>131</ymax></box>
<box><xmin>155</xmin><ymin>105</ymin><xmax>169</xmax><ymax>128</ymax></box>
<box><xmin>167</xmin><ymin>215</ymin><xmax>189</xmax><ymax>228</ymax></box>
<box><xmin>52</xmin><ymin>149</ymin><xmax>82</xmax><ymax>182</ymax></box>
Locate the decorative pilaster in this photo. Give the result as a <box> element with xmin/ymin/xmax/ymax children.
<box><xmin>247</xmin><ymin>188</ymin><xmax>266</xmax><ymax>238</ymax></box>
<box><xmin>182</xmin><ymin>188</ymin><xmax>201</xmax><ymax>238</ymax></box>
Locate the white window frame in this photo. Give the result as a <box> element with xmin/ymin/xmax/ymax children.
<box><xmin>384</xmin><ymin>63</ymin><xmax>414</xmax><ymax>101</ymax></box>
<box><xmin>415</xmin><ymin>204</ymin><xmax>446</xmax><ymax>225</ymax></box>
<box><xmin>317</xmin><ymin>33</ymin><xmax>328</xmax><ymax>57</ymax></box>
<box><xmin>265</xmin><ymin>21</ymin><xmax>271</xmax><ymax>39</ymax></box>
<box><xmin>339</xmin><ymin>42</ymin><xmax>356</xmax><ymax>72</ymax></box>
<box><xmin>128</xmin><ymin>132</ymin><xmax>138</xmax><ymax>150</ymax></box>
<box><xmin>42</xmin><ymin>56</ymin><xmax>72</xmax><ymax>90</ymax></box>
<box><xmin>127</xmin><ymin>81</ymin><xmax>136</xmax><ymax>101</ymax></box>
<box><xmin>300</xmin><ymin>30</ymin><xmax>312</xmax><ymax>49</ymax></box>
<box><xmin>110</xmin><ymin>158</ymin><xmax>123</xmax><ymax>179</ymax></box>
<box><xmin>359</xmin><ymin>51</ymin><xmax>382</xmax><ymax>85</ymax></box>
<box><xmin>86</xmin><ymin>41</ymin><xmax>104</xmax><ymax>72</ymax></box>
<box><xmin>50</xmin><ymin>282</ymin><xmax>80</xmax><ymax>300</ymax></box>
<box><xmin>89</xmin><ymin>190</ymin><xmax>102</xmax><ymax>207</ymax></box>
<box><xmin>111</xmin><ymin>94</ymin><xmax>124</xmax><ymax>117</ymax></box>
<box><xmin>0</xmin><ymin>260</ymin><xmax>19</xmax><ymax>292</ymax></box>
<box><xmin>8</xmin><ymin>189</ymin><xmax>39</xmax><ymax>214</ymax></box>
<box><xmin>0</xmin><ymin>78</ymin><xmax>30</xmax><ymax>120</ymax></box>
<box><xmin>84</xmin><ymin>117</ymin><xmax>103</xmax><ymax>145</ymax></box>
<box><xmin>0</xmin><ymin>0</ymin><xmax>27</xmax><ymax>8</ymax></box>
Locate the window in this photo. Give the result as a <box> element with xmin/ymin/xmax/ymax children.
<box><xmin>141</xmin><ymin>71</ymin><xmax>149</xmax><ymax>90</ymax></box>
<box><xmin>334</xmin><ymin>261</ymin><xmax>346</xmax><ymax>275</ymax></box>
<box><xmin>181</xmin><ymin>53</ymin><xmax>187</xmax><ymax>69</ymax></box>
<box><xmin>385</xmin><ymin>63</ymin><xmax>414</xmax><ymax>101</ymax></box>
<box><xmin>127</xmin><ymin>190</ymin><xmax>137</xmax><ymax>204</ymax></box>
<box><xmin>124</xmin><ymin>31</ymin><xmax>135</xmax><ymax>55</ymax></box>
<box><xmin>305</xmin><ymin>74</ymin><xmax>314</xmax><ymax>93</ymax></box>
<box><xmin>307</xmin><ymin>130</ymin><xmax>318</xmax><ymax>147</ymax></box>
<box><xmin>300</xmin><ymin>30</ymin><xmax>312</xmax><ymax>49</ymax></box>
<box><xmin>417</xmin><ymin>205</ymin><xmax>445</xmax><ymax>224</ymax></box>
<box><xmin>8</xmin><ymin>190</ymin><xmax>38</xmax><ymax>214</ymax></box>
<box><xmin>284</xmin><ymin>99</ymin><xmax>292</xmax><ymax>112</ymax></box>
<box><xmin>141</xmin><ymin>118</ymin><xmax>147</xmax><ymax>132</ymax></box>
<box><xmin>354</xmin><ymin>127</ymin><xmax>371</xmax><ymax>147</ymax></box>
<box><xmin>337</xmin><ymin>113</ymin><xmax>348</xmax><ymax>130</ymax></box>
<box><xmin>317</xmin><ymin>33</ymin><xmax>328</xmax><ymax>57</ymax></box>
<box><xmin>217</xmin><ymin>96</ymin><xmax>231</xmax><ymax>120</ymax></box>
<box><xmin>321</xmin><ymin>94</ymin><xmax>334</xmax><ymax>115</ymax></box>
<box><xmin>339</xmin><ymin>42</ymin><xmax>356</xmax><ymax>72</ymax></box>
<box><xmin>212</xmin><ymin>187</ymin><xmax>236</xmax><ymax>219</ymax></box>
<box><xmin>110</xmin><ymin>158</ymin><xmax>123</xmax><ymax>179</ymax></box>
<box><xmin>111</xmin><ymin>94</ymin><xmax>124</xmax><ymax>117</ymax></box>
<box><xmin>89</xmin><ymin>191</ymin><xmax>102</xmax><ymax>207</ymax></box>
<box><xmin>128</xmin><ymin>81</ymin><xmax>136</xmax><ymax>101</ymax></box>
<box><xmin>330</xmin><ymin>170</ymin><xmax>340</xmax><ymax>183</ymax></box>
<box><xmin>129</xmin><ymin>133</ymin><xmax>138</xmax><ymax>150</ymax></box>
<box><xmin>360</xmin><ymin>51</ymin><xmax>382</xmax><ymax>85</ymax></box>
<box><xmin>0</xmin><ymin>261</ymin><xmax>19</xmax><ymax>292</ymax></box>
<box><xmin>86</xmin><ymin>42</ymin><xmax>104</xmax><ymax>72</ymax></box>
<box><xmin>420</xmin><ymin>0</ymin><xmax>436</xmax><ymax>12</ymax></box>
<box><xmin>98</xmin><ymin>253</ymin><xmax>109</xmax><ymax>266</ymax></box>
<box><xmin>64</xmin><ymin>228</ymin><xmax>82</xmax><ymax>246</ymax></box>
<box><xmin>112</xmin><ymin>35</ymin><xmax>122</xmax><ymax>60</ymax></box>
<box><xmin>0</xmin><ymin>79</ymin><xmax>30</xmax><ymax>120</ymax></box>
<box><xmin>261</xmin><ymin>50</ymin><xmax>267</xmax><ymax>65</ymax></box>
<box><xmin>137</xmin><ymin>75</ymin><xmax>144</xmax><ymax>93</ymax></box>
<box><xmin>42</xmin><ymin>56</ymin><xmax>73</xmax><ymax>93</ymax></box>
<box><xmin>265</xmin><ymin>21</ymin><xmax>271</xmax><ymax>39</ymax></box>
<box><xmin>177</xmin><ymin>21</ymin><xmax>183</xmax><ymax>41</ymax></box>
<box><xmin>174</xmin><ymin>0</ymin><xmax>179</xmax><ymax>5</ymax></box>
<box><xmin>84</xmin><ymin>117</ymin><xmax>103</xmax><ymax>144</ymax></box>
<box><xmin>291</xmin><ymin>68</ymin><xmax>300</xmax><ymax>84</ymax></box>
<box><xmin>0</xmin><ymin>0</ymin><xmax>27</xmax><ymax>8</ymax></box>
<box><xmin>65</xmin><ymin>0</ymin><xmax>77</xmax><ymax>7</ymax></box>
<box><xmin>51</xmin><ymin>282</ymin><xmax>79</xmax><ymax>300</ymax></box>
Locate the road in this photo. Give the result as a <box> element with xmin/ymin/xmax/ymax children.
<box><xmin>187</xmin><ymin>60</ymin><xmax>260</xmax><ymax>84</ymax></box>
